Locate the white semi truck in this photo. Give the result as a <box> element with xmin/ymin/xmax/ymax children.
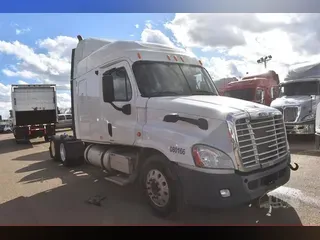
<box><xmin>49</xmin><ymin>35</ymin><xmax>298</xmax><ymax>217</ymax></box>
<box><xmin>11</xmin><ymin>84</ymin><xmax>57</xmax><ymax>143</ymax></box>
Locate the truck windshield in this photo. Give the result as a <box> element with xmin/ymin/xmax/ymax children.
<box><xmin>132</xmin><ymin>61</ymin><xmax>218</xmax><ymax>97</ymax></box>
<box><xmin>224</xmin><ymin>88</ymin><xmax>255</xmax><ymax>101</ymax></box>
<box><xmin>280</xmin><ymin>81</ymin><xmax>319</xmax><ymax>97</ymax></box>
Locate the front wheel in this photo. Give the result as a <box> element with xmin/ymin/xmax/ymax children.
<box><xmin>141</xmin><ymin>155</ymin><xmax>184</xmax><ymax>218</ymax></box>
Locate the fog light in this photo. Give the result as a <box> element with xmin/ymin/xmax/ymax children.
<box><xmin>220</xmin><ymin>189</ymin><xmax>231</xmax><ymax>198</ymax></box>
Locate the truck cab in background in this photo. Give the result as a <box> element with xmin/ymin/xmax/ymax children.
<box><xmin>49</xmin><ymin>36</ymin><xmax>295</xmax><ymax>218</ymax></box>
<box><xmin>223</xmin><ymin>71</ymin><xmax>280</xmax><ymax>106</ymax></box>
<box><xmin>271</xmin><ymin>62</ymin><xmax>320</xmax><ymax>135</ymax></box>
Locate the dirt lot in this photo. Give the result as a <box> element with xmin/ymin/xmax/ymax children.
<box><xmin>0</xmin><ymin>131</ymin><xmax>319</xmax><ymax>225</ymax></box>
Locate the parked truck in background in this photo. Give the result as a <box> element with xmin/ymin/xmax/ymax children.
<box><xmin>223</xmin><ymin>71</ymin><xmax>280</xmax><ymax>106</ymax></box>
<box><xmin>11</xmin><ymin>84</ymin><xmax>57</xmax><ymax>143</ymax></box>
<box><xmin>213</xmin><ymin>77</ymin><xmax>238</xmax><ymax>95</ymax></box>
<box><xmin>49</xmin><ymin>36</ymin><xmax>296</xmax><ymax>218</ymax></box>
<box><xmin>271</xmin><ymin>62</ymin><xmax>320</xmax><ymax>135</ymax></box>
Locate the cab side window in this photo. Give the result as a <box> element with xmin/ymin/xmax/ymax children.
<box><xmin>109</xmin><ymin>67</ymin><xmax>132</xmax><ymax>101</ymax></box>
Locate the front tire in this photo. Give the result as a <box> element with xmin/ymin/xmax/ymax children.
<box><xmin>141</xmin><ymin>155</ymin><xmax>184</xmax><ymax>218</ymax></box>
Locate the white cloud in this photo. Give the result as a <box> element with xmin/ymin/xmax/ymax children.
<box><xmin>0</xmin><ymin>36</ymin><xmax>77</xmax><ymax>89</ymax></box>
<box><xmin>16</xmin><ymin>27</ymin><xmax>31</xmax><ymax>35</ymax></box>
<box><xmin>0</xmin><ymin>36</ymin><xmax>78</xmax><ymax>116</ymax></box>
<box><xmin>165</xmin><ymin>13</ymin><xmax>320</xmax><ymax>80</ymax></box>
<box><xmin>145</xmin><ymin>20</ymin><xmax>153</xmax><ymax>29</ymax></box>
<box><xmin>135</xmin><ymin>24</ymin><xmax>139</xmax><ymax>29</ymax></box>
<box><xmin>141</xmin><ymin>28</ymin><xmax>175</xmax><ymax>48</ymax></box>
<box><xmin>0</xmin><ymin>83</ymin><xmax>12</xmax><ymax>118</ymax></box>
<box><xmin>57</xmin><ymin>93</ymin><xmax>71</xmax><ymax>108</ymax></box>
<box><xmin>17</xmin><ymin>80</ymin><xmax>28</xmax><ymax>84</ymax></box>
<box><xmin>2</xmin><ymin>69</ymin><xmax>38</xmax><ymax>79</ymax></box>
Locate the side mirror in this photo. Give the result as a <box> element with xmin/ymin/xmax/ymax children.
<box><xmin>102</xmin><ymin>74</ymin><xmax>115</xmax><ymax>103</ymax></box>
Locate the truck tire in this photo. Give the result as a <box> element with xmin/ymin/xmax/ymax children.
<box><xmin>49</xmin><ymin>138</ymin><xmax>61</xmax><ymax>162</ymax></box>
<box><xmin>140</xmin><ymin>155</ymin><xmax>184</xmax><ymax>218</ymax></box>
<box><xmin>315</xmin><ymin>135</ymin><xmax>320</xmax><ymax>150</ymax></box>
<box><xmin>59</xmin><ymin>140</ymin><xmax>85</xmax><ymax>167</ymax></box>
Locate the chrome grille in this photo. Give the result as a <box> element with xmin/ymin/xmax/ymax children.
<box><xmin>235</xmin><ymin>114</ymin><xmax>288</xmax><ymax>169</ymax></box>
<box><xmin>283</xmin><ymin>107</ymin><xmax>298</xmax><ymax>122</ymax></box>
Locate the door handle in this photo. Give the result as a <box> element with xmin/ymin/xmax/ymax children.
<box><xmin>108</xmin><ymin>123</ymin><xmax>113</xmax><ymax>137</ymax></box>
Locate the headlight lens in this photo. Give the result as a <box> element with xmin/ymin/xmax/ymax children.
<box><xmin>302</xmin><ymin>113</ymin><xmax>315</xmax><ymax>121</ymax></box>
<box><xmin>192</xmin><ymin>144</ymin><xmax>235</xmax><ymax>169</ymax></box>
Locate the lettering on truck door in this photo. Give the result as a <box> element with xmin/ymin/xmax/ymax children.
<box><xmin>100</xmin><ymin>61</ymin><xmax>138</xmax><ymax>145</ymax></box>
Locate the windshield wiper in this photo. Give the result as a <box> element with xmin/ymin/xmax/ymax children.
<box><xmin>192</xmin><ymin>90</ymin><xmax>216</xmax><ymax>95</ymax></box>
<box><xmin>148</xmin><ymin>91</ymin><xmax>182</xmax><ymax>97</ymax></box>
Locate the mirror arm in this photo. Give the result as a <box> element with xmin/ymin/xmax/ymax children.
<box><xmin>110</xmin><ymin>102</ymin><xmax>123</xmax><ymax>111</ymax></box>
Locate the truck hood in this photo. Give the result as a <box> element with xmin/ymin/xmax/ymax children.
<box><xmin>147</xmin><ymin>95</ymin><xmax>277</xmax><ymax>120</ymax></box>
<box><xmin>271</xmin><ymin>95</ymin><xmax>315</xmax><ymax>107</ymax></box>
<box><xmin>271</xmin><ymin>95</ymin><xmax>320</xmax><ymax>120</ymax></box>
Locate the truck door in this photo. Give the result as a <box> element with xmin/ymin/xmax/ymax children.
<box><xmin>100</xmin><ymin>61</ymin><xmax>138</xmax><ymax>145</ymax></box>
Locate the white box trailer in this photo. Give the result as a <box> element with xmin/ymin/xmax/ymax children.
<box><xmin>49</xmin><ymin>35</ymin><xmax>299</xmax><ymax>218</ymax></box>
<box><xmin>11</xmin><ymin>84</ymin><xmax>57</xmax><ymax>143</ymax></box>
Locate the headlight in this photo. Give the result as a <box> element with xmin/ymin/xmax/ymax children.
<box><xmin>192</xmin><ymin>144</ymin><xmax>235</xmax><ymax>169</ymax></box>
<box><xmin>302</xmin><ymin>113</ymin><xmax>315</xmax><ymax>121</ymax></box>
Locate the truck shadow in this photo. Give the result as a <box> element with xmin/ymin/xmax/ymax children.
<box><xmin>288</xmin><ymin>135</ymin><xmax>320</xmax><ymax>157</ymax></box>
<box><xmin>0</xmin><ymin>137</ymin><xmax>33</xmax><ymax>155</ymax></box>
<box><xmin>3</xmin><ymin>150</ymin><xmax>303</xmax><ymax>225</ymax></box>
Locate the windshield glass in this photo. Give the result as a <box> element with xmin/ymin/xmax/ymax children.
<box><xmin>224</xmin><ymin>88</ymin><xmax>255</xmax><ymax>101</ymax></box>
<box><xmin>132</xmin><ymin>61</ymin><xmax>218</xmax><ymax>97</ymax></box>
<box><xmin>280</xmin><ymin>81</ymin><xmax>319</xmax><ymax>97</ymax></box>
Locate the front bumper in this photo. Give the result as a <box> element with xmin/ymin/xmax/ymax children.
<box><xmin>285</xmin><ymin>121</ymin><xmax>315</xmax><ymax>135</ymax></box>
<box><xmin>174</xmin><ymin>155</ymin><xmax>291</xmax><ymax>209</ymax></box>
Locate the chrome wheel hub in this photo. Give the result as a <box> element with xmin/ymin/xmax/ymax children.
<box><xmin>146</xmin><ymin>169</ymin><xmax>170</xmax><ymax>207</ymax></box>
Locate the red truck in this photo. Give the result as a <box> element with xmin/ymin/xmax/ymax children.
<box><xmin>223</xmin><ymin>70</ymin><xmax>280</xmax><ymax>106</ymax></box>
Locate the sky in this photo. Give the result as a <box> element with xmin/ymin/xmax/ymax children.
<box><xmin>1</xmin><ymin>13</ymin><xmax>320</xmax><ymax>118</ymax></box>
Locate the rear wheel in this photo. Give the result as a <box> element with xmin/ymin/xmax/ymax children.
<box><xmin>141</xmin><ymin>155</ymin><xmax>184</xmax><ymax>218</ymax></box>
<box><xmin>315</xmin><ymin>134</ymin><xmax>320</xmax><ymax>150</ymax></box>
<box><xmin>59</xmin><ymin>140</ymin><xmax>85</xmax><ymax>167</ymax></box>
<box><xmin>44</xmin><ymin>135</ymin><xmax>50</xmax><ymax>142</ymax></box>
<box><xmin>50</xmin><ymin>139</ymin><xmax>61</xmax><ymax>162</ymax></box>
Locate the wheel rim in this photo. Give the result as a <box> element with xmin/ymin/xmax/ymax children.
<box><xmin>146</xmin><ymin>169</ymin><xmax>170</xmax><ymax>207</ymax></box>
<box><xmin>60</xmin><ymin>143</ymin><xmax>66</xmax><ymax>162</ymax></box>
<box><xmin>50</xmin><ymin>141</ymin><xmax>55</xmax><ymax>157</ymax></box>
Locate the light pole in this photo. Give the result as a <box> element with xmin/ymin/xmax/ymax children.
<box><xmin>257</xmin><ymin>55</ymin><xmax>272</xmax><ymax>69</ymax></box>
